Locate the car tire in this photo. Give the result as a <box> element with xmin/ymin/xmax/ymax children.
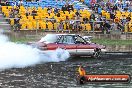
<box><xmin>92</xmin><ymin>48</ymin><xmax>101</xmax><ymax>59</ymax></box>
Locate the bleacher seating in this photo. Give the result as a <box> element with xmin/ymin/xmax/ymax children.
<box><xmin>1</xmin><ymin>0</ymin><xmax>92</xmax><ymax>31</ymax></box>
<box><xmin>2</xmin><ymin>0</ymin><xmax>131</xmax><ymax>32</ymax></box>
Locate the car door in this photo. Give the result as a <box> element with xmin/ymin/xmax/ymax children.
<box><xmin>57</xmin><ymin>35</ymin><xmax>77</xmax><ymax>55</ymax></box>
<box><xmin>75</xmin><ymin>36</ymin><xmax>95</xmax><ymax>55</ymax></box>
<box><xmin>77</xmin><ymin>44</ymin><xmax>95</xmax><ymax>55</ymax></box>
<box><xmin>64</xmin><ymin>35</ymin><xmax>77</xmax><ymax>55</ymax></box>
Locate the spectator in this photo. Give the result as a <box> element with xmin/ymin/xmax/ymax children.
<box><xmin>121</xmin><ymin>18</ymin><xmax>127</xmax><ymax>26</ymax></box>
<box><xmin>100</xmin><ymin>0</ymin><xmax>105</xmax><ymax>7</ymax></box>
<box><xmin>111</xmin><ymin>22</ymin><xmax>118</xmax><ymax>30</ymax></box>
<box><xmin>90</xmin><ymin>12</ymin><xmax>95</xmax><ymax>21</ymax></box>
<box><xmin>67</xmin><ymin>4</ymin><xmax>74</xmax><ymax>12</ymax></box>
<box><xmin>47</xmin><ymin>7</ymin><xmax>52</xmax><ymax>15</ymax></box>
<box><xmin>9</xmin><ymin>8</ymin><xmax>15</xmax><ymax>18</ymax></box>
<box><xmin>57</xmin><ymin>12</ymin><xmax>60</xmax><ymax>17</ymax></box>
<box><xmin>97</xmin><ymin>15</ymin><xmax>103</xmax><ymax>21</ymax></box>
<box><xmin>18</xmin><ymin>0</ymin><xmax>23</xmax><ymax>7</ymax></box>
<box><xmin>83</xmin><ymin>16</ymin><xmax>89</xmax><ymax>23</ymax></box>
<box><xmin>103</xmin><ymin>21</ymin><xmax>111</xmax><ymax>33</ymax></box>
<box><xmin>66</xmin><ymin>16</ymin><xmax>69</xmax><ymax>21</ymax></box>
<box><xmin>26</xmin><ymin>9</ymin><xmax>30</xmax><ymax>16</ymax></box>
<box><xmin>113</xmin><ymin>4</ymin><xmax>118</xmax><ymax>12</ymax></box>
<box><xmin>15</xmin><ymin>6</ymin><xmax>19</xmax><ymax>14</ymax></box>
<box><xmin>117</xmin><ymin>1</ymin><xmax>121</xmax><ymax>8</ymax></box>
<box><xmin>100</xmin><ymin>21</ymin><xmax>104</xmax><ymax>31</ymax></box>
<box><xmin>126</xmin><ymin>16</ymin><xmax>131</xmax><ymax>22</ymax></box>
<box><xmin>124</xmin><ymin>22</ymin><xmax>129</xmax><ymax>32</ymax></box>
<box><xmin>58</xmin><ymin>21</ymin><xmax>63</xmax><ymax>32</ymax></box>
<box><xmin>106</xmin><ymin>1</ymin><xmax>111</xmax><ymax>7</ymax></box>
<box><xmin>91</xmin><ymin>3</ymin><xmax>95</xmax><ymax>10</ymax></box>
<box><xmin>76</xmin><ymin>21</ymin><xmax>81</xmax><ymax>32</ymax></box>
<box><xmin>75</xmin><ymin>13</ymin><xmax>80</xmax><ymax>20</ymax></box>
<box><xmin>91</xmin><ymin>0</ymin><xmax>96</xmax><ymax>5</ymax></box>
<box><xmin>94</xmin><ymin>4</ymin><xmax>100</xmax><ymax>13</ymax></box>
<box><xmin>14</xmin><ymin>15</ymin><xmax>21</xmax><ymax>30</ymax></box>
<box><xmin>75</xmin><ymin>10</ymin><xmax>80</xmax><ymax>17</ymax></box>
<box><xmin>32</xmin><ymin>8</ymin><xmax>37</xmax><ymax>18</ymax></box>
<box><xmin>78</xmin><ymin>66</ymin><xmax>86</xmax><ymax>76</ymax></box>
<box><xmin>69</xmin><ymin>20</ymin><xmax>74</xmax><ymax>31</ymax></box>
<box><xmin>54</xmin><ymin>7</ymin><xmax>59</xmax><ymax>14</ymax></box>
<box><xmin>62</xmin><ymin>5</ymin><xmax>67</xmax><ymax>12</ymax></box>
<box><xmin>110</xmin><ymin>12</ymin><xmax>115</xmax><ymax>21</ymax></box>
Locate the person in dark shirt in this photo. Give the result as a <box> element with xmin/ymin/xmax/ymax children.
<box><xmin>57</xmin><ymin>12</ymin><xmax>60</xmax><ymax>17</ymax></box>
<box><xmin>70</xmin><ymin>5</ymin><xmax>74</xmax><ymax>11</ymax></box>
<box><xmin>94</xmin><ymin>4</ymin><xmax>100</xmax><ymax>13</ymax></box>
<box><xmin>90</xmin><ymin>12</ymin><xmax>95</xmax><ymax>21</ymax></box>
<box><xmin>126</xmin><ymin>16</ymin><xmax>131</xmax><ymax>22</ymax></box>
<box><xmin>47</xmin><ymin>7</ymin><xmax>50</xmax><ymax>12</ymax></box>
<box><xmin>113</xmin><ymin>4</ymin><xmax>118</xmax><ymax>12</ymax></box>
<box><xmin>67</xmin><ymin>4</ymin><xmax>74</xmax><ymax>12</ymax></box>
<box><xmin>110</xmin><ymin>13</ymin><xmax>115</xmax><ymax>21</ymax></box>
<box><xmin>32</xmin><ymin>9</ymin><xmax>37</xmax><ymax>16</ymax></box>
<box><xmin>54</xmin><ymin>7</ymin><xmax>59</xmax><ymax>14</ymax></box>
<box><xmin>14</xmin><ymin>15</ymin><xmax>21</xmax><ymax>30</ymax></box>
<box><xmin>103</xmin><ymin>21</ymin><xmax>111</xmax><ymax>33</ymax></box>
<box><xmin>62</xmin><ymin>5</ymin><xmax>67</xmax><ymax>12</ymax></box>
<box><xmin>75</xmin><ymin>10</ymin><xmax>80</xmax><ymax>17</ymax></box>
<box><xmin>83</xmin><ymin>17</ymin><xmax>89</xmax><ymax>23</ymax></box>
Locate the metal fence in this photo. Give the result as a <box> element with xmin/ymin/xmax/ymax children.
<box><xmin>0</xmin><ymin>17</ymin><xmax>131</xmax><ymax>35</ymax></box>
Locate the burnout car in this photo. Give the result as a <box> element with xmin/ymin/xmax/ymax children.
<box><xmin>29</xmin><ymin>34</ymin><xmax>106</xmax><ymax>58</ymax></box>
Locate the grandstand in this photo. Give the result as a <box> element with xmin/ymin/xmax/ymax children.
<box><xmin>0</xmin><ymin>0</ymin><xmax>132</xmax><ymax>33</ymax></box>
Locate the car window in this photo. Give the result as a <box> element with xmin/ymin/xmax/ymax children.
<box><xmin>58</xmin><ymin>35</ymin><xmax>64</xmax><ymax>43</ymax></box>
<box><xmin>74</xmin><ymin>36</ymin><xmax>87</xmax><ymax>44</ymax></box>
<box><xmin>58</xmin><ymin>35</ymin><xmax>75</xmax><ymax>44</ymax></box>
<box><xmin>63</xmin><ymin>36</ymin><xmax>75</xmax><ymax>44</ymax></box>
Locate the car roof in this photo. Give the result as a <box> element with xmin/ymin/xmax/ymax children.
<box><xmin>46</xmin><ymin>34</ymin><xmax>80</xmax><ymax>36</ymax></box>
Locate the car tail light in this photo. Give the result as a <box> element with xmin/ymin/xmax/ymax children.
<box><xmin>43</xmin><ymin>46</ymin><xmax>47</xmax><ymax>50</ymax></box>
<box><xmin>38</xmin><ymin>46</ymin><xmax>47</xmax><ymax>50</ymax></box>
<box><xmin>36</xmin><ymin>42</ymin><xmax>47</xmax><ymax>50</ymax></box>
<box><xmin>39</xmin><ymin>44</ymin><xmax>47</xmax><ymax>50</ymax></box>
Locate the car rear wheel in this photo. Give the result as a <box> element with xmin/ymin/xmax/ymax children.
<box><xmin>92</xmin><ymin>48</ymin><xmax>101</xmax><ymax>58</ymax></box>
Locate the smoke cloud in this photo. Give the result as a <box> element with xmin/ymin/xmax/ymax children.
<box><xmin>0</xmin><ymin>33</ymin><xmax>70</xmax><ymax>70</ymax></box>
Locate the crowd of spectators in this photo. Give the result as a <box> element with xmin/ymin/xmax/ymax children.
<box><xmin>85</xmin><ymin>0</ymin><xmax>132</xmax><ymax>33</ymax></box>
<box><xmin>1</xmin><ymin>0</ymin><xmax>132</xmax><ymax>33</ymax></box>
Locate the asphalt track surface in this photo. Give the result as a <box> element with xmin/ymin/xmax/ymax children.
<box><xmin>0</xmin><ymin>54</ymin><xmax>132</xmax><ymax>88</ymax></box>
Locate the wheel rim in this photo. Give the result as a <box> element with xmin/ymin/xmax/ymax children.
<box><xmin>93</xmin><ymin>50</ymin><xmax>101</xmax><ymax>58</ymax></box>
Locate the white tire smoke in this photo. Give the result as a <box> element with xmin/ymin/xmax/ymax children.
<box><xmin>0</xmin><ymin>33</ymin><xmax>70</xmax><ymax>70</ymax></box>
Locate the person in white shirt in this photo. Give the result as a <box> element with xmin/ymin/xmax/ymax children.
<box><xmin>18</xmin><ymin>0</ymin><xmax>23</xmax><ymax>6</ymax></box>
